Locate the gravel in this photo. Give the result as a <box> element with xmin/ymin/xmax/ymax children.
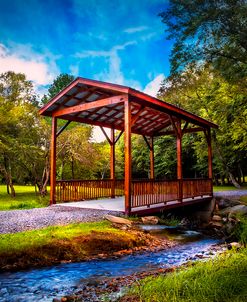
<box><xmin>1</xmin><ymin>189</ymin><xmax>246</xmax><ymax>235</ymax></box>
<box><xmin>0</xmin><ymin>206</ymin><xmax>121</xmax><ymax>234</ymax></box>
<box><xmin>214</xmin><ymin>190</ymin><xmax>247</xmax><ymax>198</ymax></box>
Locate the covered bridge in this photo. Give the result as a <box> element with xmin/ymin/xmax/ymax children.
<box><xmin>39</xmin><ymin>77</ymin><xmax>218</xmax><ymax>215</ymax></box>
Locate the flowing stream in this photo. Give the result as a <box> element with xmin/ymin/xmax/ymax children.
<box><xmin>0</xmin><ymin>226</ymin><xmax>221</xmax><ymax>302</ymax></box>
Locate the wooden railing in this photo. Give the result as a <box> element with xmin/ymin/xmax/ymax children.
<box><xmin>56</xmin><ymin>178</ymin><xmax>212</xmax><ymax>207</ymax></box>
<box><xmin>131</xmin><ymin>178</ymin><xmax>212</xmax><ymax>208</ymax></box>
<box><xmin>183</xmin><ymin>178</ymin><xmax>212</xmax><ymax>199</ymax></box>
<box><xmin>56</xmin><ymin>179</ymin><xmax>124</xmax><ymax>202</ymax></box>
<box><xmin>131</xmin><ymin>180</ymin><xmax>179</xmax><ymax>208</ymax></box>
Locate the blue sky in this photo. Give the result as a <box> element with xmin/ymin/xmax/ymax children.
<box><xmin>0</xmin><ymin>0</ymin><xmax>171</xmax><ymax>97</ymax></box>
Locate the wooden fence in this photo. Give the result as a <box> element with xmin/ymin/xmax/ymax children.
<box><xmin>131</xmin><ymin>178</ymin><xmax>212</xmax><ymax>208</ymax></box>
<box><xmin>56</xmin><ymin>178</ymin><xmax>212</xmax><ymax>206</ymax></box>
<box><xmin>56</xmin><ymin>179</ymin><xmax>124</xmax><ymax>202</ymax></box>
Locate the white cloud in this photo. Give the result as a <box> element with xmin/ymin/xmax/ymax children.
<box><xmin>76</xmin><ymin>41</ymin><xmax>139</xmax><ymax>87</ymax></box>
<box><xmin>0</xmin><ymin>43</ymin><xmax>59</xmax><ymax>87</ymax></box>
<box><xmin>69</xmin><ymin>64</ymin><xmax>79</xmax><ymax>76</ymax></box>
<box><xmin>144</xmin><ymin>74</ymin><xmax>165</xmax><ymax>97</ymax></box>
<box><xmin>124</xmin><ymin>26</ymin><xmax>148</xmax><ymax>34</ymax></box>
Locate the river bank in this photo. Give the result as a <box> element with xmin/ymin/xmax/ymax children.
<box><xmin>0</xmin><ymin>220</ymin><xmax>176</xmax><ymax>272</ymax></box>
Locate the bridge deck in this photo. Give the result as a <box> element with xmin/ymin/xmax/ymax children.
<box><xmin>56</xmin><ymin>194</ymin><xmax>212</xmax><ymax>214</ymax></box>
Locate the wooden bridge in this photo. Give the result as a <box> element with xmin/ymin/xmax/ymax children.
<box><xmin>39</xmin><ymin>77</ymin><xmax>217</xmax><ymax>215</ymax></box>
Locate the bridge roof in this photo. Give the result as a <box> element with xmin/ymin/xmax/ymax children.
<box><xmin>39</xmin><ymin>77</ymin><xmax>218</xmax><ymax>136</ymax></box>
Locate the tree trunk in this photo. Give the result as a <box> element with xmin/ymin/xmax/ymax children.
<box><xmin>212</xmin><ymin>131</ymin><xmax>241</xmax><ymax>188</ymax></box>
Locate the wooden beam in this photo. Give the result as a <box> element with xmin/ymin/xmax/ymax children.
<box><xmin>150</xmin><ymin>136</ymin><xmax>155</xmax><ymax>180</ymax></box>
<box><xmin>131</xmin><ymin>106</ymin><xmax>145</xmax><ymax>127</ymax></box>
<box><xmin>50</xmin><ymin>117</ymin><xmax>57</xmax><ymax>205</ymax></box>
<box><xmin>154</xmin><ymin>127</ymin><xmax>205</xmax><ymax>137</ymax></box>
<box><xmin>124</xmin><ymin>98</ymin><xmax>132</xmax><ymax>215</ymax></box>
<box><xmin>176</xmin><ymin>119</ymin><xmax>182</xmax><ymax>179</ymax></box>
<box><xmin>56</xmin><ymin>120</ymin><xmax>71</xmax><ymax>138</ymax></box>
<box><xmin>142</xmin><ymin>135</ymin><xmax>151</xmax><ymax>150</ymax></box>
<box><xmin>204</xmin><ymin>128</ymin><xmax>213</xmax><ymax>179</ymax></box>
<box><xmin>176</xmin><ymin>120</ymin><xmax>183</xmax><ymax>202</ymax></box>
<box><xmin>169</xmin><ymin>115</ymin><xmax>179</xmax><ymax>137</ymax></box>
<box><xmin>129</xmin><ymin>90</ymin><xmax>218</xmax><ymax>129</ymax></box>
<box><xmin>100</xmin><ymin>126</ymin><xmax>112</xmax><ymax>145</ymax></box>
<box><xmin>110</xmin><ymin>129</ymin><xmax>116</xmax><ymax>198</ymax></box>
<box><xmin>182</xmin><ymin>121</ymin><xmax>189</xmax><ymax>135</ymax></box>
<box><xmin>152</xmin><ymin>119</ymin><xmax>171</xmax><ymax>136</ymax></box>
<box><xmin>52</xmin><ymin>94</ymin><xmax>127</xmax><ymax>117</ymax></box>
<box><xmin>115</xmin><ymin>129</ymin><xmax>124</xmax><ymax>144</ymax></box>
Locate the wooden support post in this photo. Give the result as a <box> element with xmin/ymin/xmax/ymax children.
<box><xmin>124</xmin><ymin>98</ymin><xmax>132</xmax><ymax>215</ymax></box>
<box><xmin>207</xmin><ymin>129</ymin><xmax>213</xmax><ymax>179</ymax></box>
<box><xmin>110</xmin><ymin>128</ymin><xmax>116</xmax><ymax>198</ymax></box>
<box><xmin>204</xmin><ymin>128</ymin><xmax>213</xmax><ymax>195</ymax></box>
<box><xmin>150</xmin><ymin>136</ymin><xmax>155</xmax><ymax>180</ymax></box>
<box><xmin>176</xmin><ymin>120</ymin><xmax>183</xmax><ymax>202</ymax></box>
<box><xmin>50</xmin><ymin>117</ymin><xmax>57</xmax><ymax>205</ymax></box>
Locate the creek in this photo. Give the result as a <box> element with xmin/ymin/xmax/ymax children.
<box><xmin>0</xmin><ymin>226</ymin><xmax>221</xmax><ymax>302</ymax></box>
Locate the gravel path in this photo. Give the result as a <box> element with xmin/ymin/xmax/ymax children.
<box><xmin>1</xmin><ymin>189</ymin><xmax>246</xmax><ymax>235</ymax></box>
<box><xmin>214</xmin><ymin>189</ymin><xmax>247</xmax><ymax>198</ymax></box>
<box><xmin>0</xmin><ymin>206</ymin><xmax>121</xmax><ymax>234</ymax></box>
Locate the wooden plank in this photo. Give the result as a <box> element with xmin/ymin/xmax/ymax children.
<box><xmin>131</xmin><ymin>106</ymin><xmax>145</xmax><ymax>126</ymax></box>
<box><xmin>115</xmin><ymin>130</ymin><xmax>124</xmax><ymax>144</ymax></box>
<box><xmin>56</xmin><ymin>120</ymin><xmax>71</xmax><ymax>137</ymax></box>
<box><xmin>129</xmin><ymin>90</ymin><xmax>218</xmax><ymax>129</ymax></box>
<box><xmin>53</xmin><ymin>95</ymin><xmax>127</xmax><ymax>117</ymax></box>
<box><xmin>205</xmin><ymin>128</ymin><xmax>213</xmax><ymax>179</ymax></box>
<box><xmin>155</xmin><ymin>126</ymin><xmax>205</xmax><ymax>137</ymax></box>
<box><xmin>100</xmin><ymin>126</ymin><xmax>112</xmax><ymax>145</ymax></box>
<box><xmin>124</xmin><ymin>98</ymin><xmax>132</xmax><ymax>215</ymax></box>
<box><xmin>150</xmin><ymin>137</ymin><xmax>155</xmax><ymax>180</ymax></box>
<box><xmin>110</xmin><ymin>128</ymin><xmax>116</xmax><ymax>198</ymax></box>
<box><xmin>50</xmin><ymin>117</ymin><xmax>57</xmax><ymax>205</ymax></box>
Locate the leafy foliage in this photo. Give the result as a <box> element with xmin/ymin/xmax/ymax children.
<box><xmin>158</xmin><ymin>64</ymin><xmax>247</xmax><ymax>184</ymax></box>
<box><xmin>41</xmin><ymin>73</ymin><xmax>74</xmax><ymax>104</ymax></box>
<box><xmin>160</xmin><ymin>0</ymin><xmax>247</xmax><ymax>82</ymax></box>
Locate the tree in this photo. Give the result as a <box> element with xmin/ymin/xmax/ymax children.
<box><xmin>41</xmin><ymin>74</ymin><xmax>74</xmax><ymax>104</ymax></box>
<box><xmin>0</xmin><ymin>72</ymin><xmax>50</xmax><ymax>196</ymax></box>
<box><xmin>158</xmin><ymin>64</ymin><xmax>247</xmax><ymax>186</ymax></box>
<box><xmin>160</xmin><ymin>0</ymin><xmax>247</xmax><ymax>83</ymax></box>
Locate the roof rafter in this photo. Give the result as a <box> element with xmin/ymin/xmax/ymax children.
<box><xmin>52</xmin><ymin>94</ymin><xmax>127</xmax><ymax>117</ymax></box>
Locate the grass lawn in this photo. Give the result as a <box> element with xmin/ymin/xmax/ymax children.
<box><xmin>0</xmin><ymin>185</ymin><xmax>49</xmax><ymax>211</ymax></box>
<box><xmin>0</xmin><ymin>221</ymin><xmax>148</xmax><ymax>271</ymax></box>
<box><xmin>125</xmin><ymin>248</ymin><xmax>247</xmax><ymax>302</ymax></box>
<box><xmin>213</xmin><ymin>185</ymin><xmax>247</xmax><ymax>192</ymax></box>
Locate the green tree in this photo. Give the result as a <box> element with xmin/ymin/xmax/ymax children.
<box><xmin>41</xmin><ymin>73</ymin><xmax>74</xmax><ymax>104</ymax></box>
<box><xmin>160</xmin><ymin>0</ymin><xmax>247</xmax><ymax>82</ymax></box>
<box><xmin>158</xmin><ymin>64</ymin><xmax>247</xmax><ymax>186</ymax></box>
<box><xmin>0</xmin><ymin>72</ymin><xmax>50</xmax><ymax>196</ymax></box>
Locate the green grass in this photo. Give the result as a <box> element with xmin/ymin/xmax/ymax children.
<box><xmin>0</xmin><ymin>220</ymin><xmax>147</xmax><ymax>270</ymax></box>
<box><xmin>0</xmin><ymin>221</ymin><xmax>116</xmax><ymax>254</ymax></box>
<box><xmin>213</xmin><ymin>184</ymin><xmax>247</xmax><ymax>192</ymax></box>
<box><xmin>128</xmin><ymin>249</ymin><xmax>247</xmax><ymax>302</ymax></box>
<box><xmin>0</xmin><ymin>185</ymin><xmax>49</xmax><ymax>210</ymax></box>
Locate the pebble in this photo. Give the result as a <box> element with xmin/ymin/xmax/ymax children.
<box><xmin>0</xmin><ymin>206</ymin><xmax>122</xmax><ymax>234</ymax></box>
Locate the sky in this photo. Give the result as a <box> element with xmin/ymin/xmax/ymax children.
<box><xmin>0</xmin><ymin>0</ymin><xmax>172</xmax><ymax>140</ymax></box>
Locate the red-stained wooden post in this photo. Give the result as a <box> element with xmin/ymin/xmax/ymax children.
<box><xmin>205</xmin><ymin>128</ymin><xmax>213</xmax><ymax>195</ymax></box>
<box><xmin>207</xmin><ymin>129</ymin><xmax>213</xmax><ymax>179</ymax></box>
<box><xmin>150</xmin><ymin>136</ymin><xmax>155</xmax><ymax>180</ymax></box>
<box><xmin>176</xmin><ymin>120</ymin><xmax>183</xmax><ymax>202</ymax></box>
<box><xmin>50</xmin><ymin>117</ymin><xmax>57</xmax><ymax>205</ymax></box>
<box><xmin>124</xmin><ymin>98</ymin><xmax>132</xmax><ymax>215</ymax></box>
<box><xmin>110</xmin><ymin>128</ymin><xmax>116</xmax><ymax>198</ymax></box>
